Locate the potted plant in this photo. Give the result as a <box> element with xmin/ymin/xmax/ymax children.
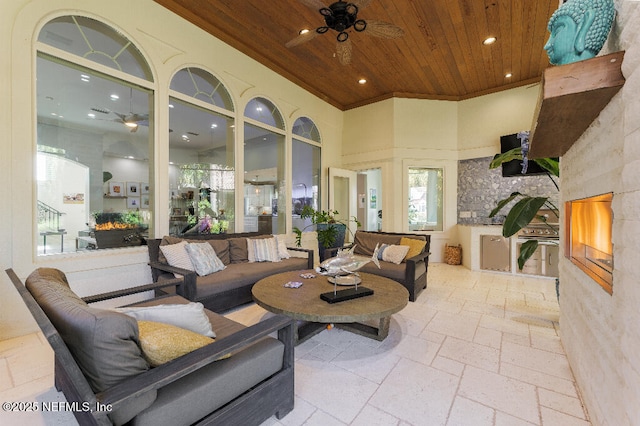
<box><xmin>488</xmin><ymin>139</ymin><xmax>560</xmax><ymax>271</ymax></box>
<box><xmin>293</xmin><ymin>205</ymin><xmax>361</xmax><ymax>260</ymax></box>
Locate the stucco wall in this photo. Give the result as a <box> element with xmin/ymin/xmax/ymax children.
<box><xmin>559</xmin><ymin>1</ymin><xmax>640</xmax><ymax>424</ymax></box>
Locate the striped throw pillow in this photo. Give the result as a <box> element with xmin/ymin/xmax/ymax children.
<box><xmin>249</xmin><ymin>237</ymin><xmax>280</xmax><ymax>262</ymax></box>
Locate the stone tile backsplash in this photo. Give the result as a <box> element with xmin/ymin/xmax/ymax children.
<box><xmin>457</xmin><ymin>157</ymin><xmax>559</xmax><ymax>225</ymax></box>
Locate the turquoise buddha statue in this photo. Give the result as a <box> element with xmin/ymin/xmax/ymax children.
<box><xmin>544</xmin><ymin>0</ymin><xmax>615</xmax><ymax>65</ymax></box>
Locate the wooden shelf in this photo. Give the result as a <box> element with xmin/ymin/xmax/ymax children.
<box><xmin>529</xmin><ymin>51</ymin><xmax>625</xmax><ymax>159</ymax></box>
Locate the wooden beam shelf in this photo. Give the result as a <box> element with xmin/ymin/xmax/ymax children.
<box><xmin>529</xmin><ymin>51</ymin><xmax>625</xmax><ymax>159</ymax></box>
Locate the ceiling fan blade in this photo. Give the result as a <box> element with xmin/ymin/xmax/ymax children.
<box><xmin>350</xmin><ymin>0</ymin><xmax>372</xmax><ymax>9</ymax></box>
<box><xmin>336</xmin><ymin>38</ymin><xmax>352</xmax><ymax>65</ymax></box>
<box><xmin>299</xmin><ymin>0</ymin><xmax>326</xmax><ymax>11</ymax></box>
<box><xmin>286</xmin><ymin>29</ymin><xmax>321</xmax><ymax>48</ymax></box>
<box><xmin>362</xmin><ymin>20</ymin><xmax>405</xmax><ymax>39</ymax></box>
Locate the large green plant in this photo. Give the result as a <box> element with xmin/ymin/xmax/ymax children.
<box><xmin>293</xmin><ymin>205</ymin><xmax>360</xmax><ymax>249</ymax></box>
<box><xmin>489</xmin><ymin>147</ymin><xmax>560</xmax><ymax>269</ymax></box>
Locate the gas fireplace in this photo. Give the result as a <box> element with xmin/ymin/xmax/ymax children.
<box><xmin>565</xmin><ymin>193</ymin><xmax>613</xmax><ymax>293</ymax></box>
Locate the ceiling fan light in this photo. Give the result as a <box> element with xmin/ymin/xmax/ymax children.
<box><xmin>299</xmin><ymin>28</ymin><xmax>310</xmax><ymax>35</ymax></box>
<box><xmin>125</xmin><ymin>121</ymin><xmax>138</xmax><ymax>128</ymax></box>
<box><xmin>337</xmin><ymin>31</ymin><xmax>349</xmax><ymax>42</ymax></box>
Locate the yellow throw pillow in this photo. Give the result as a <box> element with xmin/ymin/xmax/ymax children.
<box><xmin>400</xmin><ymin>237</ymin><xmax>427</xmax><ymax>261</ymax></box>
<box><xmin>137</xmin><ymin>320</ymin><xmax>213</xmax><ymax>367</ymax></box>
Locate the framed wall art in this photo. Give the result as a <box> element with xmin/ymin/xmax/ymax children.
<box><xmin>109</xmin><ymin>181</ymin><xmax>124</xmax><ymax>196</ymax></box>
<box><xmin>127</xmin><ymin>182</ymin><xmax>140</xmax><ymax>196</ymax></box>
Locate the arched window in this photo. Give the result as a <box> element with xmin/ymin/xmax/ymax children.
<box><xmin>243</xmin><ymin>97</ymin><xmax>286</xmax><ymax>234</ymax></box>
<box><xmin>168</xmin><ymin>68</ymin><xmax>235</xmax><ymax>235</ymax></box>
<box><xmin>292</xmin><ymin>117</ymin><xmax>321</xmax><ymax>232</ymax></box>
<box><xmin>36</xmin><ymin>15</ymin><xmax>154</xmax><ymax>254</ymax></box>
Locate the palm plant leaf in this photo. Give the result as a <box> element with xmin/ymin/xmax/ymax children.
<box><xmin>502</xmin><ymin>197</ymin><xmax>548</xmax><ymax>237</ymax></box>
<box><xmin>489</xmin><ymin>148</ymin><xmax>522</xmax><ymax>169</ymax></box>
<box><xmin>489</xmin><ymin>192</ymin><xmax>522</xmax><ymax>217</ymax></box>
<box><xmin>517</xmin><ymin>239</ymin><xmax>539</xmax><ymax>270</ymax></box>
<box><xmin>533</xmin><ymin>158</ymin><xmax>560</xmax><ymax>177</ymax></box>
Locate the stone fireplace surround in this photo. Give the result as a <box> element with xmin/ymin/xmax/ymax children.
<box><xmin>559</xmin><ymin>2</ymin><xmax>640</xmax><ymax>424</ymax></box>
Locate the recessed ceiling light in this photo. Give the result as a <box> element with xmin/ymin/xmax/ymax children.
<box><xmin>110</xmin><ymin>94</ymin><xmax>119</xmax><ymax>100</ymax></box>
<box><xmin>168</xmin><ymin>104</ymin><xmax>174</xmax><ymax>108</ymax></box>
<box><xmin>358</xmin><ymin>78</ymin><xmax>367</xmax><ymax>84</ymax></box>
<box><xmin>211</xmin><ymin>123</ymin><xmax>218</xmax><ymax>129</ymax></box>
<box><xmin>87</xmin><ymin>113</ymin><xmax>96</xmax><ymax>118</ymax></box>
<box><xmin>299</xmin><ymin>29</ymin><xmax>310</xmax><ymax>35</ymax></box>
<box><xmin>505</xmin><ymin>72</ymin><xmax>512</xmax><ymax>78</ymax></box>
<box><xmin>483</xmin><ymin>37</ymin><xmax>497</xmax><ymax>45</ymax></box>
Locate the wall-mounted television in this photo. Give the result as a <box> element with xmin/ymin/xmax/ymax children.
<box><xmin>500</xmin><ymin>133</ymin><xmax>554</xmax><ymax>177</ymax></box>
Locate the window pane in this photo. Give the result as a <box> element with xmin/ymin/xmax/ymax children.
<box><xmin>168</xmin><ymin>96</ymin><xmax>235</xmax><ymax>236</ymax></box>
<box><xmin>244</xmin><ymin>123</ymin><xmax>285</xmax><ymax>234</ymax></box>
<box><xmin>293</xmin><ymin>117</ymin><xmax>321</xmax><ymax>143</ymax></box>
<box><xmin>292</xmin><ymin>139</ymin><xmax>320</xmax><ymax>232</ymax></box>
<box><xmin>408</xmin><ymin>168</ymin><xmax>443</xmax><ymax>231</ymax></box>
<box><xmin>244</xmin><ymin>97</ymin><xmax>284</xmax><ymax>130</ymax></box>
<box><xmin>38</xmin><ymin>16</ymin><xmax>152</xmax><ymax>81</ymax></box>
<box><xmin>170</xmin><ymin>68</ymin><xmax>234</xmax><ymax>111</ymax></box>
<box><xmin>37</xmin><ymin>54</ymin><xmax>154</xmax><ymax>254</ymax></box>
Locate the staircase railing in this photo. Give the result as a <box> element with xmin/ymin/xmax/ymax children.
<box><xmin>37</xmin><ymin>200</ymin><xmax>65</xmax><ymax>231</ymax></box>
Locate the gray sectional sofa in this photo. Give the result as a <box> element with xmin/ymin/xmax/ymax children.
<box><xmin>147</xmin><ymin>233</ymin><xmax>314</xmax><ymax>313</ymax></box>
<box><xmin>7</xmin><ymin>267</ymin><xmax>295</xmax><ymax>426</ymax></box>
<box><xmin>325</xmin><ymin>230</ymin><xmax>431</xmax><ymax>302</ymax></box>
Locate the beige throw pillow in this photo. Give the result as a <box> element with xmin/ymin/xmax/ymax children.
<box><xmin>137</xmin><ymin>321</ymin><xmax>213</xmax><ymax>367</ymax></box>
<box><xmin>400</xmin><ymin>237</ymin><xmax>427</xmax><ymax>260</ymax></box>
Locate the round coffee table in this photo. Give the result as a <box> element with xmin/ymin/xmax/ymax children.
<box><xmin>252</xmin><ymin>270</ymin><xmax>409</xmax><ymax>344</ymax></box>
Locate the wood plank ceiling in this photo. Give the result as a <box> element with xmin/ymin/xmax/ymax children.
<box><xmin>153</xmin><ymin>0</ymin><xmax>560</xmax><ymax>110</ymax></box>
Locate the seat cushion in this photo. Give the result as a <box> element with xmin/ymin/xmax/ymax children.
<box><xmin>130</xmin><ymin>336</ymin><xmax>284</xmax><ymax>426</ymax></box>
<box><xmin>191</xmin><ymin>257</ymin><xmax>310</xmax><ymax>299</ymax></box>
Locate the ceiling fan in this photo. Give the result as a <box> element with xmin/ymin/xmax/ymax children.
<box><xmin>286</xmin><ymin>0</ymin><xmax>404</xmax><ymax>65</ymax></box>
<box><xmin>90</xmin><ymin>87</ymin><xmax>149</xmax><ymax>132</ymax></box>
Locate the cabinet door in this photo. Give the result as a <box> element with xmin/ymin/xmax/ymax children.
<box><xmin>517</xmin><ymin>243</ymin><xmax>542</xmax><ymax>275</ymax></box>
<box><xmin>544</xmin><ymin>245</ymin><xmax>560</xmax><ymax>277</ymax></box>
<box><xmin>481</xmin><ymin>235</ymin><xmax>510</xmax><ymax>272</ymax></box>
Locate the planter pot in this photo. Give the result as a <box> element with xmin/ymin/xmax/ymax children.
<box><xmin>316</xmin><ymin>223</ymin><xmax>346</xmax><ymax>261</ymax></box>
<box><xmin>94</xmin><ymin>228</ymin><xmax>143</xmax><ymax>249</ymax></box>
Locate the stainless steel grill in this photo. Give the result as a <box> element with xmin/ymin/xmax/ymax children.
<box><xmin>517</xmin><ymin>209</ymin><xmax>559</xmax><ymax>241</ymax></box>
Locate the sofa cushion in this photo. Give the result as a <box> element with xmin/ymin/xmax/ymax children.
<box><xmin>189</xmin><ymin>257</ymin><xmax>310</xmax><ymax>300</ymax></box>
<box><xmin>400</xmin><ymin>237</ymin><xmax>427</xmax><ymax>260</ymax></box>
<box><xmin>229</xmin><ymin>235</ymin><xmax>272</xmax><ymax>263</ymax></box>
<box><xmin>353</xmin><ymin>232</ymin><xmax>402</xmax><ymax>256</ymax></box>
<box><xmin>228</xmin><ymin>237</ymin><xmax>249</xmax><ymax>263</ymax></box>
<box><xmin>160</xmin><ymin>236</ymin><xmax>230</xmax><ymax>265</ymax></box>
<box><xmin>130</xmin><ymin>337</ymin><xmax>284</xmax><ymax>426</ymax></box>
<box><xmin>160</xmin><ymin>241</ymin><xmax>195</xmax><ymax>277</ymax></box>
<box><xmin>116</xmin><ymin>302</ymin><xmax>216</xmax><ymax>337</ymax></box>
<box><xmin>185</xmin><ymin>242</ymin><xmax>226</xmax><ymax>276</ymax></box>
<box><xmin>25</xmin><ymin>268</ymin><xmax>155</xmax><ymax>425</ymax></box>
<box><xmin>137</xmin><ymin>321</ymin><xmax>214</xmax><ymax>367</ymax></box>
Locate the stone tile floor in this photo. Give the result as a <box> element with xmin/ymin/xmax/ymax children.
<box><xmin>0</xmin><ymin>264</ymin><xmax>590</xmax><ymax>425</ymax></box>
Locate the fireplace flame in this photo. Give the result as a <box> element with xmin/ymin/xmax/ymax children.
<box><xmin>570</xmin><ymin>194</ymin><xmax>613</xmax><ymax>255</ymax></box>
<box><xmin>95</xmin><ymin>222</ymin><xmax>137</xmax><ymax>231</ymax></box>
